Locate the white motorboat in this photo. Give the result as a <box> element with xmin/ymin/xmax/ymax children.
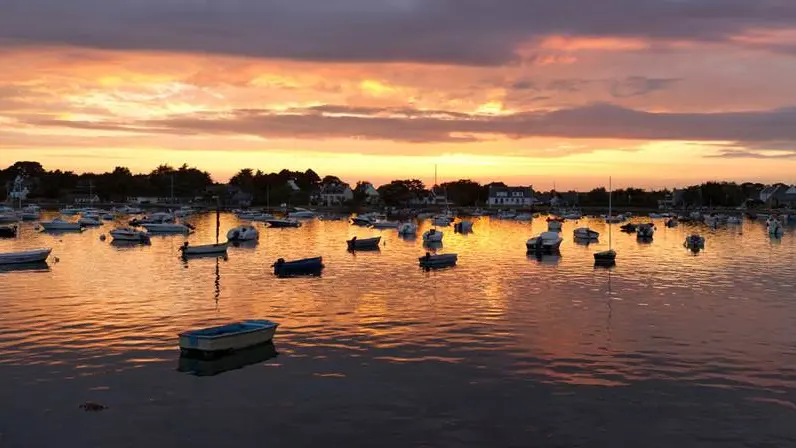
<box><xmin>423</xmin><ymin>228</ymin><xmax>444</xmax><ymax>242</ymax></box>
<box><xmin>637</xmin><ymin>223</ymin><xmax>655</xmax><ymax>239</ymax></box>
<box><xmin>287</xmin><ymin>208</ymin><xmax>317</xmax><ymax>219</ymax></box>
<box><xmin>20</xmin><ymin>205</ymin><xmax>41</xmax><ymax>221</ymax></box>
<box><xmin>547</xmin><ymin>220</ymin><xmax>563</xmax><ymax>232</ymax></box>
<box><xmin>180</xmin><ymin>242</ymin><xmax>228</xmax><ymax>256</ymax></box>
<box><xmin>371</xmin><ymin>220</ymin><xmax>400</xmax><ymax>229</ymax></box>
<box><xmin>110</xmin><ymin>227</ymin><xmax>150</xmax><ymax>243</ymax></box>
<box><xmin>227</xmin><ymin>225</ymin><xmax>259</xmax><ymax>241</ymax></box>
<box><xmin>398</xmin><ymin>222</ymin><xmax>418</xmax><ymax>235</ymax></box>
<box><xmin>605</xmin><ymin>215</ymin><xmax>625</xmax><ymax>223</ymax></box>
<box><xmin>527</xmin><ymin>231</ymin><xmax>564</xmax><ymax>253</ymax></box>
<box><xmin>351</xmin><ymin>215</ymin><xmax>375</xmax><ymax>226</ymax></box>
<box><xmin>562</xmin><ymin>210</ymin><xmax>583</xmax><ymax>220</ymax></box>
<box><xmin>78</xmin><ymin>216</ymin><xmax>103</xmax><ymax>226</ymax></box>
<box><xmin>142</xmin><ymin>223</ymin><xmax>192</xmax><ymax>234</ymax></box>
<box><xmin>40</xmin><ymin>218</ymin><xmax>82</xmax><ymax>231</ymax></box>
<box><xmin>0</xmin><ymin>248</ymin><xmax>52</xmax><ymax>265</ymax></box>
<box><xmin>573</xmin><ymin>227</ymin><xmax>599</xmax><ymax>240</ymax></box>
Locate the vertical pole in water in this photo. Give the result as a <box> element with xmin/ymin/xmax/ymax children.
<box><xmin>215</xmin><ymin>195</ymin><xmax>221</xmax><ymax>244</ymax></box>
<box><xmin>609</xmin><ymin>176</ymin><xmax>612</xmax><ymax>251</ymax></box>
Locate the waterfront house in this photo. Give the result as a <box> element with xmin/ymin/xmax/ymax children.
<box><xmin>357</xmin><ymin>182</ymin><xmax>381</xmax><ymax>204</ymax></box>
<box><xmin>319</xmin><ymin>182</ymin><xmax>354</xmax><ymax>206</ymax></box>
<box><xmin>487</xmin><ymin>185</ymin><xmax>534</xmax><ymax>207</ymax></box>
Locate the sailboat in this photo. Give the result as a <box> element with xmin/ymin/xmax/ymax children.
<box><xmin>423</xmin><ymin>164</ymin><xmax>445</xmax><ymax>242</ymax></box>
<box><xmin>180</xmin><ymin>200</ymin><xmax>228</xmax><ymax>257</ymax></box>
<box><xmin>594</xmin><ymin>177</ymin><xmax>617</xmax><ymax>265</ymax></box>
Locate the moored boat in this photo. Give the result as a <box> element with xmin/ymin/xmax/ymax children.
<box><xmin>593</xmin><ymin>249</ymin><xmax>616</xmax><ymax>265</ymax></box>
<box><xmin>180</xmin><ymin>242</ymin><xmax>229</xmax><ymax>256</ymax></box>
<box><xmin>684</xmin><ymin>234</ymin><xmax>705</xmax><ymax>251</ymax></box>
<box><xmin>40</xmin><ymin>218</ymin><xmax>82</xmax><ymax>231</ymax></box>
<box><xmin>431</xmin><ymin>215</ymin><xmax>452</xmax><ymax>226</ymax></box>
<box><xmin>423</xmin><ymin>228</ymin><xmax>444</xmax><ymax>242</ymax></box>
<box><xmin>767</xmin><ymin>217</ymin><xmax>784</xmax><ymax>236</ymax></box>
<box><xmin>547</xmin><ymin>220</ymin><xmax>563</xmax><ymax>232</ymax></box>
<box><xmin>418</xmin><ymin>252</ymin><xmax>458</xmax><ymax>269</ymax></box>
<box><xmin>227</xmin><ymin>225</ymin><xmax>259</xmax><ymax>241</ymax></box>
<box><xmin>398</xmin><ymin>222</ymin><xmax>418</xmax><ymax>235</ymax></box>
<box><xmin>0</xmin><ymin>225</ymin><xmax>17</xmax><ymax>238</ymax></box>
<box><xmin>454</xmin><ymin>220</ymin><xmax>474</xmax><ymax>233</ymax></box>
<box><xmin>573</xmin><ymin>227</ymin><xmax>599</xmax><ymax>240</ymax></box>
<box><xmin>347</xmin><ymin>236</ymin><xmax>381</xmax><ymax>250</ymax></box>
<box><xmin>20</xmin><ymin>205</ymin><xmax>41</xmax><ymax>221</ymax></box>
<box><xmin>272</xmin><ymin>257</ymin><xmax>324</xmax><ymax>277</ymax></box>
<box><xmin>371</xmin><ymin>220</ymin><xmax>400</xmax><ymax>229</ymax></box>
<box><xmin>78</xmin><ymin>216</ymin><xmax>103</xmax><ymax>226</ymax></box>
<box><xmin>665</xmin><ymin>218</ymin><xmax>678</xmax><ymax>228</ymax></box>
<box><xmin>110</xmin><ymin>227</ymin><xmax>150</xmax><ymax>243</ymax></box>
<box><xmin>287</xmin><ymin>208</ymin><xmax>316</xmax><ymax>219</ymax></box>
<box><xmin>142</xmin><ymin>222</ymin><xmax>192</xmax><ymax>234</ymax></box>
<box><xmin>620</xmin><ymin>223</ymin><xmax>637</xmax><ymax>233</ymax></box>
<box><xmin>527</xmin><ymin>231</ymin><xmax>564</xmax><ymax>253</ymax></box>
<box><xmin>0</xmin><ymin>248</ymin><xmax>52</xmax><ymax>265</ymax></box>
<box><xmin>178</xmin><ymin>319</ymin><xmax>279</xmax><ymax>357</ymax></box>
<box><xmin>636</xmin><ymin>223</ymin><xmax>655</xmax><ymax>239</ymax></box>
<box><xmin>266</xmin><ymin>218</ymin><xmax>301</xmax><ymax>228</ymax></box>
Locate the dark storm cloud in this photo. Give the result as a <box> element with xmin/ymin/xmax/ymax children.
<box><xmin>2</xmin><ymin>0</ymin><xmax>796</xmax><ymax>65</ymax></box>
<box><xmin>22</xmin><ymin>103</ymin><xmax>796</xmax><ymax>145</ymax></box>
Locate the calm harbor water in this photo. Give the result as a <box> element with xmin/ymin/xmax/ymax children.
<box><xmin>1</xmin><ymin>214</ymin><xmax>795</xmax><ymax>447</ymax></box>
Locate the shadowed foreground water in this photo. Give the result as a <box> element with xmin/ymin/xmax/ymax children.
<box><xmin>1</xmin><ymin>214</ymin><xmax>795</xmax><ymax>447</ymax></box>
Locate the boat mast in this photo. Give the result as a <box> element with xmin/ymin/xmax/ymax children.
<box><xmin>609</xmin><ymin>176</ymin><xmax>612</xmax><ymax>251</ymax></box>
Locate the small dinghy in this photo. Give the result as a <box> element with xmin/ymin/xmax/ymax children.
<box><xmin>527</xmin><ymin>231</ymin><xmax>564</xmax><ymax>253</ymax></box>
<box><xmin>0</xmin><ymin>248</ymin><xmax>52</xmax><ymax>265</ymax></box>
<box><xmin>351</xmin><ymin>215</ymin><xmax>374</xmax><ymax>226</ymax></box>
<box><xmin>454</xmin><ymin>220</ymin><xmax>474</xmax><ymax>233</ymax></box>
<box><xmin>547</xmin><ymin>220</ymin><xmax>563</xmax><ymax>232</ymax></box>
<box><xmin>266</xmin><ymin>218</ymin><xmax>301</xmax><ymax>228</ymax></box>
<box><xmin>398</xmin><ymin>222</ymin><xmax>418</xmax><ymax>235</ymax></box>
<box><xmin>418</xmin><ymin>252</ymin><xmax>458</xmax><ymax>269</ymax></box>
<box><xmin>423</xmin><ymin>228</ymin><xmax>444</xmax><ymax>242</ymax></box>
<box><xmin>347</xmin><ymin>236</ymin><xmax>381</xmax><ymax>250</ymax></box>
<box><xmin>593</xmin><ymin>249</ymin><xmax>616</xmax><ymax>265</ymax></box>
<box><xmin>273</xmin><ymin>257</ymin><xmax>324</xmax><ymax>277</ymax></box>
<box><xmin>573</xmin><ymin>227</ymin><xmax>599</xmax><ymax>240</ymax></box>
<box><xmin>178</xmin><ymin>319</ymin><xmax>279</xmax><ymax>358</ymax></box>
<box><xmin>110</xmin><ymin>227</ymin><xmax>150</xmax><ymax>243</ymax></box>
<box><xmin>620</xmin><ymin>223</ymin><xmax>637</xmax><ymax>233</ymax></box>
<box><xmin>0</xmin><ymin>225</ymin><xmax>17</xmax><ymax>238</ymax></box>
<box><xmin>684</xmin><ymin>234</ymin><xmax>705</xmax><ymax>251</ymax></box>
<box><xmin>665</xmin><ymin>218</ymin><xmax>678</xmax><ymax>228</ymax></box>
<box><xmin>180</xmin><ymin>242</ymin><xmax>228</xmax><ymax>256</ymax></box>
<box><xmin>227</xmin><ymin>225</ymin><xmax>259</xmax><ymax>242</ymax></box>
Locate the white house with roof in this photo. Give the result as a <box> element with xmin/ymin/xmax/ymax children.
<box><xmin>358</xmin><ymin>182</ymin><xmax>380</xmax><ymax>204</ymax></box>
<box><xmin>319</xmin><ymin>181</ymin><xmax>354</xmax><ymax>206</ymax></box>
<box><xmin>487</xmin><ymin>185</ymin><xmax>535</xmax><ymax>206</ymax></box>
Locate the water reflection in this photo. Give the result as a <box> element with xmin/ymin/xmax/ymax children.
<box><xmin>177</xmin><ymin>342</ymin><xmax>278</xmax><ymax>377</ymax></box>
<box><xmin>0</xmin><ymin>261</ymin><xmax>50</xmax><ymax>274</ymax></box>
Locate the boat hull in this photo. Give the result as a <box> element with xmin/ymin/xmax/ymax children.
<box><xmin>418</xmin><ymin>253</ymin><xmax>458</xmax><ymax>268</ymax></box>
<box><xmin>347</xmin><ymin>237</ymin><xmax>381</xmax><ymax>250</ymax></box>
<box><xmin>266</xmin><ymin>219</ymin><xmax>301</xmax><ymax>228</ymax></box>
<box><xmin>0</xmin><ymin>225</ymin><xmax>17</xmax><ymax>238</ymax></box>
<box><xmin>0</xmin><ymin>248</ymin><xmax>52</xmax><ymax>265</ymax></box>
<box><xmin>179</xmin><ymin>320</ymin><xmax>279</xmax><ymax>356</ymax></box>
<box><xmin>181</xmin><ymin>243</ymin><xmax>229</xmax><ymax>256</ymax></box>
<box><xmin>273</xmin><ymin>257</ymin><xmax>324</xmax><ymax>277</ymax></box>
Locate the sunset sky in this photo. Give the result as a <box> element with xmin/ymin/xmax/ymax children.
<box><xmin>2</xmin><ymin>0</ymin><xmax>796</xmax><ymax>189</ymax></box>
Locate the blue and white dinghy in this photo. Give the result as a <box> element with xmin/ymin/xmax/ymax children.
<box><xmin>179</xmin><ymin>320</ymin><xmax>279</xmax><ymax>357</ymax></box>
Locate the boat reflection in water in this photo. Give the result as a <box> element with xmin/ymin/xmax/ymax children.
<box><xmin>0</xmin><ymin>261</ymin><xmax>50</xmax><ymax>274</ymax></box>
<box><xmin>177</xmin><ymin>342</ymin><xmax>278</xmax><ymax>377</ymax></box>
<box><xmin>528</xmin><ymin>253</ymin><xmax>561</xmax><ymax>266</ymax></box>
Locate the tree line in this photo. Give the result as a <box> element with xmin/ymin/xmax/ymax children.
<box><xmin>0</xmin><ymin>161</ymin><xmax>782</xmax><ymax>208</ymax></box>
